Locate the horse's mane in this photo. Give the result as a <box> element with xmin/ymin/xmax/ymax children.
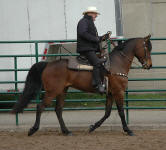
<box><xmin>113</xmin><ymin>38</ymin><xmax>136</xmax><ymax>51</ymax></box>
<box><xmin>113</xmin><ymin>38</ymin><xmax>152</xmax><ymax>52</ymax></box>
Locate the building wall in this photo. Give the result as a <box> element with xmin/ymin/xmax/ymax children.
<box><xmin>121</xmin><ymin>0</ymin><xmax>166</xmax><ymax>92</ymax></box>
<box><xmin>0</xmin><ymin>0</ymin><xmax>117</xmax><ymax>41</ymax></box>
<box><xmin>0</xmin><ymin>0</ymin><xmax>117</xmax><ymax>90</ymax></box>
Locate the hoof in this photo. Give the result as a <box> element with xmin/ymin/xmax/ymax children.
<box><xmin>89</xmin><ymin>125</ymin><xmax>95</xmax><ymax>133</ymax></box>
<box><xmin>28</xmin><ymin>127</ymin><xmax>38</xmax><ymax>136</ymax></box>
<box><xmin>67</xmin><ymin>132</ymin><xmax>73</xmax><ymax>136</ymax></box>
<box><xmin>127</xmin><ymin>131</ymin><xmax>135</xmax><ymax>136</ymax></box>
<box><xmin>63</xmin><ymin>131</ymin><xmax>73</xmax><ymax>136</ymax></box>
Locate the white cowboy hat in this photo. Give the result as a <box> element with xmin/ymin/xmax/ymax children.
<box><xmin>83</xmin><ymin>6</ymin><xmax>100</xmax><ymax>15</ymax></box>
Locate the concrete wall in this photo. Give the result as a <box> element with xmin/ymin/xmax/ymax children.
<box><xmin>121</xmin><ymin>0</ymin><xmax>166</xmax><ymax>92</ymax></box>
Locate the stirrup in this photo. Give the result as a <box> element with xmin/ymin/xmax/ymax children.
<box><xmin>95</xmin><ymin>84</ymin><xmax>106</xmax><ymax>94</ymax></box>
<box><xmin>99</xmin><ymin>57</ymin><xmax>107</xmax><ymax>64</ymax></box>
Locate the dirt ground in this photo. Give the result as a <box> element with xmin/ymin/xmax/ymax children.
<box><xmin>0</xmin><ymin>130</ymin><xmax>166</xmax><ymax>150</ymax></box>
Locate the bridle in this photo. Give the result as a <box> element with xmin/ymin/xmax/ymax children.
<box><xmin>101</xmin><ymin>34</ymin><xmax>151</xmax><ymax>78</ymax></box>
<box><xmin>101</xmin><ymin>33</ymin><xmax>150</xmax><ymax>68</ymax></box>
<box><xmin>140</xmin><ymin>41</ymin><xmax>150</xmax><ymax>68</ymax></box>
<box><xmin>118</xmin><ymin>39</ymin><xmax>150</xmax><ymax>68</ymax></box>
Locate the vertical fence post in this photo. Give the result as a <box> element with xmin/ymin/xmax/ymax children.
<box><xmin>14</xmin><ymin>56</ymin><xmax>19</xmax><ymax>126</ymax></box>
<box><xmin>35</xmin><ymin>42</ymin><xmax>40</xmax><ymax>104</ymax></box>
<box><xmin>35</xmin><ymin>42</ymin><xmax>39</xmax><ymax>63</ymax></box>
<box><xmin>107</xmin><ymin>40</ymin><xmax>111</xmax><ymax>53</ymax></box>
<box><xmin>125</xmin><ymin>87</ymin><xmax>129</xmax><ymax>124</ymax></box>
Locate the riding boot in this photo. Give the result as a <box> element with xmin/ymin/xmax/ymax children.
<box><xmin>92</xmin><ymin>65</ymin><xmax>105</xmax><ymax>94</ymax></box>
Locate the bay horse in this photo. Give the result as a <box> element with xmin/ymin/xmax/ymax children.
<box><xmin>13</xmin><ymin>35</ymin><xmax>152</xmax><ymax>136</ymax></box>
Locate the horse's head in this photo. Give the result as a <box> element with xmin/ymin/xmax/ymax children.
<box><xmin>134</xmin><ymin>34</ymin><xmax>152</xmax><ymax>69</ymax></box>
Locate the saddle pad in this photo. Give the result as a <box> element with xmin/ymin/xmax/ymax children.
<box><xmin>68</xmin><ymin>57</ymin><xmax>93</xmax><ymax>71</ymax></box>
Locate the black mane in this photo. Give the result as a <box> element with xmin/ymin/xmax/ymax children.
<box><xmin>113</xmin><ymin>38</ymin><xmax>136</xmax><ymax>51</ymax></box>
<box><xmin>113</xmin><ymin>38</ymin><xmax>152</xmax><ymax>52</ymax></box>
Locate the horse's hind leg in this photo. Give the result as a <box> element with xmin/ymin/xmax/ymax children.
<box><xmin>89</xmin><ymin>93</ymin><xmax>113</xmax><ymax>132</ymax></box>
<box><xmin>115</xmin><ymin>98</ymin><xmax>134</xmax><ymax>136</ymax></box>
<box><xmin>55</xmin><ymin>89</ymin><xmax>72</xmax><ymax>136</ymax></box>
<box><xmin>28</xmin><ymin>92</ymin><xmax>55</xmax><ymax>136</ymax></box>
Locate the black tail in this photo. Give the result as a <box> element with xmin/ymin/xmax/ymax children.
<box><xmin>12</xmin><ymin>61</ymin><xmax>48</xmax><ymax>113</ymax></box>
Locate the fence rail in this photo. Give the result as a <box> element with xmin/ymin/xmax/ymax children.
<box><xmin>0</xmin><ymin>38</ymin><xmax>166</xmax><ymax>125</ymax></box>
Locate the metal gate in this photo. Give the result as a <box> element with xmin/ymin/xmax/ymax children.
<box><xmin>0</xmin><ymin>38</ymin><xmax>166</xmax><ymax>125</ymax></box>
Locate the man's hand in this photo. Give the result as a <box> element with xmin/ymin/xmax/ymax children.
<box><xmin>101</xmin><ymin>32</ymin><xmax>111</xmax><ymax>41</ymax></box>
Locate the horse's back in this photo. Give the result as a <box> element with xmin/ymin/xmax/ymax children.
<box><xmin>42</xmin><ymin>59</ymin><xmax>68</xmax><ymax>77</ymax></box>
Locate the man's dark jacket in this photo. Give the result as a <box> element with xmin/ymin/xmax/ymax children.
<box><xmin>77</xmin><ymin>14</ymin><xmax>101</xmax><ymax>53</ymax></box>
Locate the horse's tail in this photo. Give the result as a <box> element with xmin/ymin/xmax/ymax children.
<box><xmin>12</xmin><ymin>61</ymin><xmax>48</xmax><ymax>113</ymax></box>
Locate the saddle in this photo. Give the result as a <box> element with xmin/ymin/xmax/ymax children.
<box><xmin>68</xmin><ymin>55</ymin><xmax>108</xmax><ymax>71</ymax></box>
<box><xmin>68</xmin><ymin>50</ymin><xmax>110</xmax><ymax>72</ymax></box>
<box><xmin>68</xmin><ymin>55</ymin><xmax>93</xmax><ymax>71</ymax></box>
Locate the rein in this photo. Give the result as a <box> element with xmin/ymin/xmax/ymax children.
<box><xmin>110</xmin><ymin>39</ymin><xmax>149</xmax><ymax>68</ymax></box>
<box><xmin>119</xmin><ymin>51</ymin><xmax>142</xmax><ymax>67</ymax></box>
<box><xmin>106</xmin><ymin>38</ymin><xmax>150</xmax><ymax>78</ymax></box>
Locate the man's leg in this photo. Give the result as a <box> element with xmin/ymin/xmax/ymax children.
<box><xmin>83</xmin><ymin>51</ymin><xmax>105</xmax><ymax>94</ymax></box>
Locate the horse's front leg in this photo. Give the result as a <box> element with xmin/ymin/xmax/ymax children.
<box><xmin>89</xmin><ymin>93</ymin><xmax>113</xmax><ymax>132</ymax></box>
<box><xmin>115</xmin><ymin>97</ymin><xmax>134</xmax><ymax>136</ymax></box>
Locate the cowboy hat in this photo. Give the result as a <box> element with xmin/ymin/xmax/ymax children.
<box><xmin>83</xmin><ymin>6</ymin><xmax>100</xmax><ymax>15</ymax></box>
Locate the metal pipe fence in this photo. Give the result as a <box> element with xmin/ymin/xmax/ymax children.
<box><xmin>0</xmin><ymin>38</ymin><xmax>166</xmax><ymax>125</ymax></box>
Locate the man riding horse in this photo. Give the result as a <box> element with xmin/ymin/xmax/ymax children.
<box><xmin>12</xmin><ymin>4</ymin><xmax>153</xmax><ymax>136</ymax></box>
<box><xmin>77</xmin><ymin>6</ymin><xmax>110</xmax><ymax>94</ymax></box>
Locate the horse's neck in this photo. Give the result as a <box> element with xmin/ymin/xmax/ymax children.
<box><xmin>120</xmin><ymin>47</ymin><xmax>135</xmax><ymax>74</ymax></box>
<box><xmin>110</xmin><ymin>43</ymin><xmax>135</xmax><ymax>75</ymax></box>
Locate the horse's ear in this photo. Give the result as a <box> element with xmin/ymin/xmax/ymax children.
<box><xmin>144</xmin><ymin>34</ymin><xmax>151</xmax><ymax>41</ymax></box>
